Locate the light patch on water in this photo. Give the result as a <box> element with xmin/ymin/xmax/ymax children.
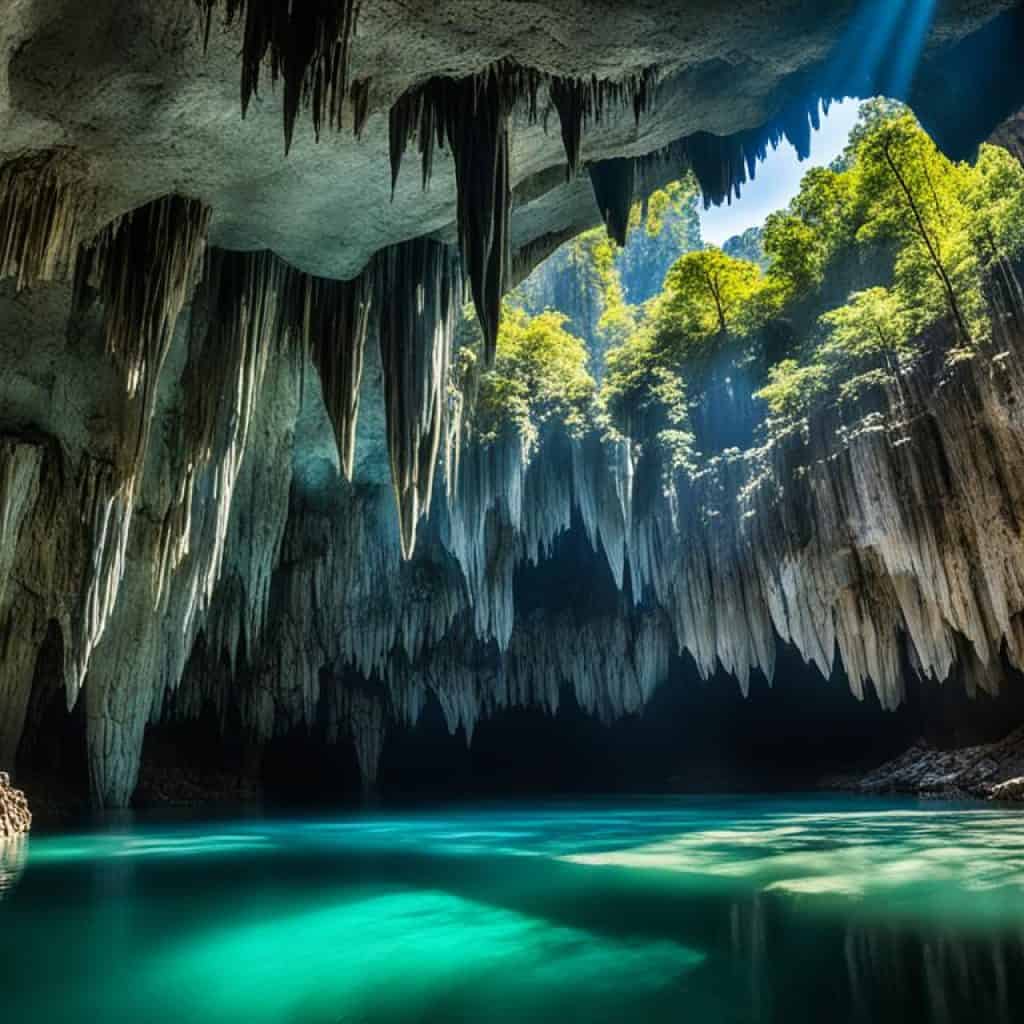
<box><xmin>559</xmin><ymin>809</ymin><xmax>1024</xmax><ymax>924</ymax></box>
<box><xmin>147</xmin><ymin>888</ymin><xmax>703</xmax><ymax>1024</ymax></box>
<box><xmin>27</xmin><ymin>831</ymin><xmax>274</xmax><ymax>865</ymax></box>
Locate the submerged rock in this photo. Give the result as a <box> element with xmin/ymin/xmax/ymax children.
<box><xmin>0</xmin><ymin>772</ymin><xmax>31</xmax><ymax>837</ymax></box>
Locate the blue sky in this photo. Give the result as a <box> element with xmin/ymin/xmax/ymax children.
<box><xmin>699</xmin><ymin>98</ymin><xmax>861</xmax><ymax>245</ymax></box>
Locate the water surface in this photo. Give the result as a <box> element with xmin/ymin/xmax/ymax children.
<box><xmin>3</xmin><ymin>795</ymin><xmax>1024</xmax><ymax>1022</ymax></box>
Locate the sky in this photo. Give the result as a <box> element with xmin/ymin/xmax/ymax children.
<box><xmin>698</xmin><ymin>98</ymin><xmax>861</xmax><ymax>246</ymax></box>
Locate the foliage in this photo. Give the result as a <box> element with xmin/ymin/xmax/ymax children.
<box><xmin>462</xmin><ymin>98</ymin><xmax>1024</xmax><ymax>463</ymax></box>
<box><xmin>818</xmin><ymin>287</ymin><xmax>914</xmax><ymax>369</ymax></box>
<box><xmin>618</xmin><ymin>179</ymin><xmax>703</xmax><ymax>303</ymax></box>
<box><xmin>855</xmin><ymin>112</ymin><xmax>986</xmax><ymax>342</ymax></box>
<box><xmin>752</xmin><ymin>112</ymin><xmax>1024</xmax><ymax>428</ymax></box>
<box><xmin>755</xmin><ymin>359</ymin><xmax>829</xmax><ymax>420</ymax></box>
<box><xmin>472</xmin><ymin>305</ymin><xmax>594</xmax><ymax>451</ymax></box>
<box><xmin>654</xmin><ymin>248</ymin><xmax>768</xmax><ymax>355</ymax></box>
<box><xmin>509</xmin><ymin>177</ymin><xmax>702</xmax><ymax>375</ymax></box>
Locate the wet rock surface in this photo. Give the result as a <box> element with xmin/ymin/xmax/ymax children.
<box><xmin>0</xmin><ymin>771</ymin><xmax>31</xmax><ymax>837</ymax></box>
<box><xmin>827</xmin><ymin>727</ymin><xmax>1024</xmax><ymax>800</ymax></box>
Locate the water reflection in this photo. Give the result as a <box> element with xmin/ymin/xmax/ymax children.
<box><xmin>0</xmin><ymin>836</ymin><xmax>26</xmax><ymax>899</ymax></box>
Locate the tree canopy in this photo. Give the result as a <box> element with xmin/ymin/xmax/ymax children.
<box><xmin>457</xmin><ymin>98</ymin><xmax>1024</xmax><ymax>464</ymax></box>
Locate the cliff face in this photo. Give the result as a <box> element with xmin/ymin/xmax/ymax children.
<box><xmin>2</xmin><ymin>1</ymin><xmax>1024</xmax><ymax>806</ymax></box>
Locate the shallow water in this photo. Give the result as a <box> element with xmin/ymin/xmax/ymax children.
<box><xmin>3</xmin><ymin>795</ymin><xmax>1024</xmax><ymax>1022</ymax></box>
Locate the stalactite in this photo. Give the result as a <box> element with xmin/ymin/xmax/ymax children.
<box><xmin>0</xmin><ymin>441</ymin><xmax>46</xmax><ymax>768</ymax></box>
<box><xmin>65</xmin><ymin>195</ymin><xmax>210</xmax><ymax>704</ymax></box>
<box><xmin>339</xmin><ymin>687</ymin><xmax>385</xmax><ymax>790</ymax></box>
<box><xmin>0</xmin><ymin>441</ymin><xmax>43</xmax><ymax>603</ymax></box>
<box><xmin>289</xmin><ymin>269</ymin><xmax>372</xmax><ymax>481</ymax></box>
<box><xmin>550</xmin><ymin>68</ymin><xmax>657</xmax><ymax>179</ymax></box>
<box><xmin>389</xmin><ymin>62</ymin><xmax>657</xmax><ymax>359</ymax></box>
<box><xmin>640</xmin><ymin>93</ymin><xmax>830</xmax><ymax>208</ymax></box>
<box><xmin>85</xmin><ymin>291</ymin><xmax>303</xmax><ymax>808</ymax></box>
<box><xmin>155</xmin><ymin>248</ymin><xmax>292</xmax><ymax>604</ymax></box>
<box><xmin>74</xmin><ymin>194</ymin><xmax>211</xmax><ymax>402</ymax></box>
<box><xmin>374</xmin><ymin>238</ymin><xmax>462</xmax><ymax>559</ymax></box>
<box><xmin>350</xmin><ymin>78</ymin><xmax>371</xmax><ymax>139</ymax></box>
<box><xmin>197</xmin><ymin>0</ymin><xmax>363</xmax><ymax>152</ymax></box>
<box><xmin>509</xmin><ymin>228</ymin><xmax>579</xmax><ymax>290</ymax></box>
<box><xmin>0</xmin><ymin>152</ymin><xmax>86</xmax><ymax>290</ymax></box>
<box><xmin>390</xmin><ymin>66</ymin><xmax>536</xmax><ymax>364</ymax></box>
<box><xmin>588</xmin><ymin>158</ymin><xmax>635</xmax><ymax>246</ymax></box>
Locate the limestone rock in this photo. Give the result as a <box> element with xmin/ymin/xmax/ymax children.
<box><xmin>829</xmin><ymin>727</ymin><xmax>1024</xmax><ymax>799</ymax></box>
<box><xmin>0</xmin><ymin>771</ymin><xmax>31</xmax><ymax>837</ymax></box>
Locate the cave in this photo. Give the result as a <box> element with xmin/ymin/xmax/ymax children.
<box><xmin>4</xmin><ymin>1</ymin><xmax>1024</xmax><ymax>1021</ymax></box>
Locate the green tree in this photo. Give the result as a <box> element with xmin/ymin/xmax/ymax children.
<box><xmin>655</xmin><ymin>248</ymin><xmax>766</xmax><ymax>354</ymax></box>
<box><xmin>755</xmin><ymin>359</ymin><xmax>829</xmax><ymax>421</ymax></box>
<box><xmin>964</xmin><ymin>144</ymin><xmax>1024</xmax><ymax>308</ymax></box>
<box><xmin>819</xmin><ymin>288</ymin><xmax>912</xmax><ymax>368</ymax></box>
<box><xmin>832</xmin><ymin>97</ymin><xmax>908</xmax><ymax>172</ymax></box>
<box><xmin>856</xmin><ymin>113</ymin><xmax>979</xmax><ymax>342</ymax></box>
<box><xmin>763</xmin><ymin>211</ymin><xmax>824</xmax><ymax>298</ymax></box>
<box><xmin>473</xmin><ymin>306</ymin><xmax>595</xmax><ymax>450</ymax></box>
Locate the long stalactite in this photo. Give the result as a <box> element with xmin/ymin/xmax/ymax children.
<box><xmin>64</xmin><ymin>194</ymin><xmax>211</xmax><ymax>704</ymax></box>
<box><xmin>588</xmin><ymin>158</ymin><xmax>636</xmax><ymax>246</ymax></box>
<box><xmin>373</xmin><ymin>237</ymin><xmax>462</xmax><ymax>559</ymax></box>
<box><xmin>285</xmin><ymin>267</ymin><xmax>373</xmax><ymax>481</ymax></box>
<box><xmin>74</xmin><ymin>194</ymin><xmax>211</xmax><ymax>403</ymax></box>
<box><xmin>389</xmin><ymin>63</ymin><xmax>543</xmax><ymax>364</ymax></box>
<box><xmin>641</xmin><ymin>93</ymin><xmax>831</xmax><ymax>207</ymax></box>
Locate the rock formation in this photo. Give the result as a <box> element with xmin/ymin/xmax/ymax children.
<box><xmin>0</xmin><ymin>772</ymin><xmax>30</xmax><ymax>837</ymax></box>
<box><xmin>2</xmin><ymin>0</ymin><xmax>1024</xmax><ymax>806</ymax></box>
<box><xmin>828</xmin><ymin>727</ymin><xmax>1024</xmax><ymax>799</ymax></box>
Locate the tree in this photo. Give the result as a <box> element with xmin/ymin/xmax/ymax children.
<box><xmin>964</xmin><ymin>144</ymin><xmax>1024</xmax><ymax>310</ymax></box>
<box><xmin>791</xmin><ymin>165</ymin><xmax>860</xmax><ymax>260</ymax></box>
<box><xmin>763</xmin><ymin>211</ymin><xmax>824</xmax><ymax>298</ymax></box>
<box><xmin>655</xmin><ymin>248</ymin><xmax>766</xmax><ymax>354</ymax></box>
<box><xmin>832</xmin><ymin>97</ymin><xmax>908</xmax><ymax>172</ymax></box>
<box><xmin>755</xmin><ymin>359</ymin><xmax>829</xmax><ymax>421</ymax></box>
<box><xmin>473</xmin><ymin>306</ymin><xmax>595</xmax><ymax>450</ymax></box>
<box><xmin>856</xmin><ymin>113</ymin><xmax>977</xmax><ymax>343</ymax></box>
<box><xmin>818</xmin><ymin>287</ymin><xmax>913</xmax><ymax>373</ymax></box>
<box><xmin>600</xmin><ymin>325</ymin><xmax>688</xmax><ymax>441</ymax></box>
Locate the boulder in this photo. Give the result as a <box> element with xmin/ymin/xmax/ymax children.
<box><xmin>0</xmin><ymin>772</ymin><xmax>32</xmax><ymax>838</ymax></box>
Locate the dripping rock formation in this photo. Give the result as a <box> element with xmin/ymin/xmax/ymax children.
<box><xmin>2</xmin><ymin>0</ymin><xmax>1024</xmax><ymax>807</ymax></box>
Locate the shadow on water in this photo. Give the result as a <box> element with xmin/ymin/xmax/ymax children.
<box><xmin>3</xmin><ymin>799</ymin><xmax>1024</xmax><ymax>1023</ymax></box>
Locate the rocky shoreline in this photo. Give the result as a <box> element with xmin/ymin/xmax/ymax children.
<box><xmin>825</xmin><ymin>727</ymin><xmax>1024</xmax><ymax>801</ymax></box>
<box><xmin>0</xmin><ymin>772</ymin><xmax>31</xmax><ymax>837</ymax></box>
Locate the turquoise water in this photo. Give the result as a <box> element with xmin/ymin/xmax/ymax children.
<box><xmin>3</xmin><ymin>796</ymin><xmax>1024</xmax><ymax>1022</ymax></box>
